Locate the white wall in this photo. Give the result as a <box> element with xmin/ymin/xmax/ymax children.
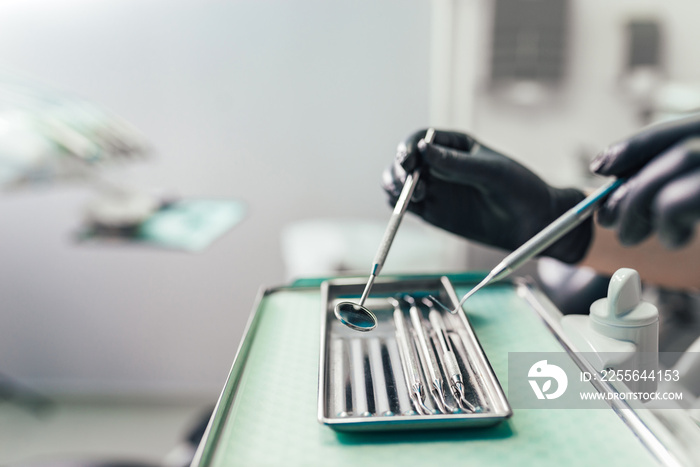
<box><xmin>0</xmin><ymin>0</ymin><xmax>431</xmax><ymax>397</ymax></box>
<box><xmin>463</xmin><ymin>0</ymin><xmax>700</xmax><ymax>187</ymax></box>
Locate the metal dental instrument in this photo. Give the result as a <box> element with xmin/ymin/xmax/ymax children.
<box><xmin>334</xmin><ymin>129</ymin><xmax>436</xmax><ymax>331</ymax></box>
<box><xmin>425</xmin><ymin>299</ymin><xmax>476</xmax><ymax>412</ymax></box>
<box><xmin>446</xmin><ymin>313</ymin><xmax>487</xmax><ymax>411</ymax></box>
<box><xmin>448</xmin><ymin>333</ymin><xmax>487</xmax><ymax>412</ymax></box>
<box><xmin>391</xmin><ymin>298</ymin><xmax>432</xmax><ymax>415</ymax></box>
<box><xmin>406</xmin><ymin>296</ymin><xmax>455</xmax><ymax>414</ymax></box>
<box><xmin>449</xmin><ymin>178</ymin><xmax>624</xmax><ymax>312</ymax></box>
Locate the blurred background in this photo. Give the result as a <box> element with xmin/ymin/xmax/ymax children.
<box><xmin>1</xmin><ymin>0</ymin><xmax>699</xmax><ymax>465</ymax></box>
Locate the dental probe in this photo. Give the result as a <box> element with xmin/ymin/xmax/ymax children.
<box><xmin>451</xmin><ymin>178</ymin><xmax>624</xmax><ymax>312</ymax></box>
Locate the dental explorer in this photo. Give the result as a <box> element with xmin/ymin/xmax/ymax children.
<box><xmin>449</xmin><ymin>178</ymin><xmax>624</xmax><ymax>312</ymax></box>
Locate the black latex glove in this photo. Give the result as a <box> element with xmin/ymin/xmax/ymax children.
<box><xmin>382</xmin><ymin>129</ymin><xmax>592</xmax><ymax>264</ymax></box>
<box><xmin>591</xmin><ymin>113</ymin><xmax>700</xmax><ymax>248</ymax></box>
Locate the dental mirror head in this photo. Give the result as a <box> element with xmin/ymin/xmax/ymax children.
<box><xmin>334</xmin><ymin>301</ymin><xmax>377</xmax><ymax>332</ymax></box>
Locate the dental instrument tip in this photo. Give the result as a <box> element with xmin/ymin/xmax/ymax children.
<box><xmin>451</xmin><ymin>272</ymin><xmax>496</xmax><ymax>313</ymax></box>
<box><xmin>427</xmin><ymin>295</ymin><xmax>454</xmax><ymax>313</ymax></box>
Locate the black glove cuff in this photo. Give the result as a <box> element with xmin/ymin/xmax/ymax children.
<box><xmin>541</xmin><ymin>188</ymin><xmax>594</xmax><ymax>264</ymax></box>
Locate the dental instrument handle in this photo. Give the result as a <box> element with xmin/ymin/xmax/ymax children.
<box><xmin>408</xmin><ymin>298</ymin><xmax>454</xmax><ymax>413</ymax></box>
<box><xmin>409</xmin><ymin>306</ymin><xmax>441</xmax><ymax>385</ymax></box>
<box><xmin>428</xmin><ymin>309</ymin><xmax>451</xmax><ymax>354</ymax></box>
<box><xmin>370</xmin><ymin>170</ymin><xmax>419</xmax><ymax>273</ymax></box>
<box><xmin>359</xmin><ymin>128</ymin><xmax>435</xmax><ymax>306</ymax></box>
<box><xmin>393</xmin><ymin>309</ymin><xmax>422</xmax><ymax>392</ymax></box>
<box><xmin>494</xmin><ymin>178</ymin><xmax>623</xmax><ymax>278</ymax></box>
<box><xmin>454</xmin><ymin>178</ymin><xmax>623</xmax><ymax>311</ymax></box>
<box><xmin>357</xmin><ymin>273</ymin><xmax>376</xmax><ymax>307</ymax></box>
<box><xmin>391</xmin><ymin>299</ymin><xmax>433</xmax><ymax>415</ymax></box>
<box><xmin>359</xmin><ymin>171</ymin><xmax>418</xmax><ymax>306</ymax></box>
<box><xmin>428</xmin><ymin>310</ymin><xmax>464</xmax><ymax>392</ymax></box>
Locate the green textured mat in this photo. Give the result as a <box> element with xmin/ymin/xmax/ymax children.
<box><xmin>208</xmin><ymin>284</ymin><xmax>657</xmax><ymax>467</ymax></box>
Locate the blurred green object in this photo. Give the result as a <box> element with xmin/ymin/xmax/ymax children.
<box><xmin>78</xmin><ymin>199</ymin><xmax>246</xmax><ymax>252</ymax></box>
<box><xmin>0</xmin><ymin>69</ymin><xmax>248</xmax><ymax>253</ymax></box>
<box><xmin>0</xmin><ymin>68</ymin><xmax>148</xmax><ymax>187</ymax></box>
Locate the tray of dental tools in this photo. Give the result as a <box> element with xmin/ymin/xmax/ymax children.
<box><xmin>318</xmin><ymin>276</ymin><xmax>512</xmax><ymax>431</ymax></box>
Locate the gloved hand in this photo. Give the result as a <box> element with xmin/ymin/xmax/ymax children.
<box><xmin>591</xmin><ymin>114</ymin><xmax>700</xmax><ymax>248</ymax></box>
<box><xmin>382</xmin><ymin>129</ymin><xmax>592</xmax><ymax>264</ymax></box>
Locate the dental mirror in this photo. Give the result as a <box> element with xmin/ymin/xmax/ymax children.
<box><xmin>333</xmin><ymin>128</ymin><xmax>436</xmax><ymax>332</ymax></box>
<box><xmin>334</xmin><ymin>301</ymin><xmax>377</xmax><ymax>332</ymax></box>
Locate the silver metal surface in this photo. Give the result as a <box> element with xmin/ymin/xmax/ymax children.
<box><xmin>330</xmin><ymin>338</ymin><xmax>350</xmax><ymax>417</ymax></box>
<box><xmin>367</xmin><ymin>338</ymin><xmax>393</xmax><ymax>416</ymax></box>
<box><xmin>358</xmin><ymin>274</ymin><xmax>376</xmax><ymax>307</ymax></box>
<box><xmin>319</xmin><ymin>275</ymin><xmax>512</xmax><ymax>431</ymax></box>
<box><xmin>349</xmin><ymin>338</ymin><xmax>371</xmax><ymax>417</ymax></box>
<box><xmin>385</xmin><ymin>336</ymin><xmax>414</xmax><ymax>415</ymax></box>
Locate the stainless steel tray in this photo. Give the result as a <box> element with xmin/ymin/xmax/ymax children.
<box><xmin>318</xmin><ymin>276</ymin><xmax>512</xmax><ymax>431</ymax></box>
